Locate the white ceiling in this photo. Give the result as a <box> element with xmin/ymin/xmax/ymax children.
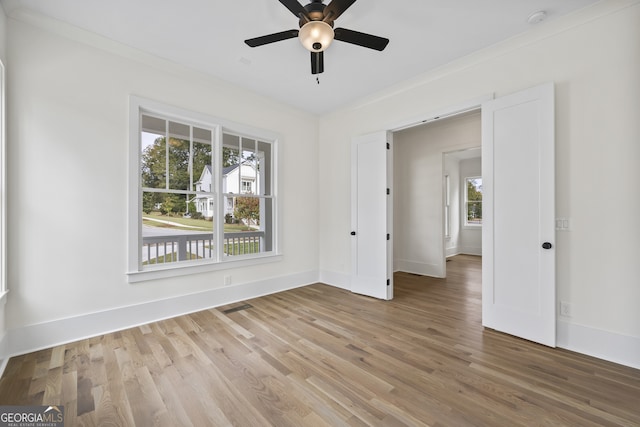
<box><xmin>0</xmin><ymin>0</ymin><xmax>599</xmax><ymax>115</ymax></box>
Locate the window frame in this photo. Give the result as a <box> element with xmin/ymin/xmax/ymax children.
<box><xmin>463</xmin><ymin>176</ymin><xmax>482</xmax><ymax>228</ymax></box>
<box><xmin>128</xmin><ymin>96</ymin><xmax>281</xmax><ymax>283</ymax></box>
<box><xmin>444</xmin><ymin>174</ymin><xmax>451</xmax><ymax>238</ymax></box>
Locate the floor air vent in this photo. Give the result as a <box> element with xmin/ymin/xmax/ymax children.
<box><xmin>222</xmin><ymin>304</ymin><xmax>253</xmax><ymax>314</ymax></box>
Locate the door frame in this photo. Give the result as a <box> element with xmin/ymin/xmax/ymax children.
<box><xmin>387</xmin><ymin>95</ymin><xmax>492</xmax><ymax>284</ymax></box>
<box><xmin>373</xmin><ymin>89</ymin><xmax>555</xmax><ymax>346</ymax></box>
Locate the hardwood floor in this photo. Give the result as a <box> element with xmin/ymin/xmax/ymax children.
<box><xmin>1</xmin><ymin>255</ymin><xmax>639</xmax><ymax>426</ymax></box>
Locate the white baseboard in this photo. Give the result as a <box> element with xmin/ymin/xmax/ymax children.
<box><xmin>3</xmin><ymin>272</ymin><xmax>638</xmax><ymax>374</ymax></box>
<box><xmin>318</xmin><ymin>270</ymin><xmax>351</xmax><ymax>290</ymax></box>
<box><xmin>460</xmin><ymin>246</ymin><xmax>482</xmax><ymax>256</ymax></box>
<box><xmin>3</xmin><ymin>271</ymin><xmax>318</xmax><ymax>360</ymax></box>
<box><xmin>557</xmin><ymin>319</ymin><xmax>640</xmax><ymax>370</ymax></box>
<box><xmin>0</xmin><ymin>332</ymin><xmax>7</xmax><ymax>378</ymax></box>
<box><xmin>445</xmin><ymin>247</ymin><xmax>460</xmax><ymax>257</ymax></box>
<box><xmin>395</xmin><ymin>259</ymin><xmax>444</xmax><ymax>278</ymax></box>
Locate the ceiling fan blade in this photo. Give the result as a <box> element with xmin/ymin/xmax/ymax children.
<box><xmin>245</xmin><ymin>29</ymin><xmax>299</xmax><ymax>47</ymax></box>
<box><xmin>311</xmin><ymin>51</ymin><xmax>324</xmax><ymax>74</ymax></box>
<box><xmin>278</xmin><ymin>0</ymin><xmax>309</xmax><ymax>18</ymax></box>
<box><xmin>334</xmin><ymin>27</ymin><xmax>389</xmax><ymax>51</ymax></box>
<box><xmin>324</xmin><ymin>0</ymin><xmax>357</xmax><ymax>21</ymax></box>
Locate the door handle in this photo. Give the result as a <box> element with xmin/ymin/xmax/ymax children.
<box><xmin>350</xmin><ymin>231</ymin><xmax>356</xmax><ymax>236</ymax></box>
<box><xmin>542</xmin><ymin>242</ymin><xmax>552</xmax><ymax>249</ymax></box>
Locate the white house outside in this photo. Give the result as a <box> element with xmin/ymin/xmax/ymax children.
<box><xmin>192</xmin><ymin>161</ymin><xmax>259</xmax><ymax>220</ymax></box>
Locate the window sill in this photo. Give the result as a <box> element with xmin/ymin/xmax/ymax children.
<box><xmin>127</xmin><ymin>253</ymin><xmax>283</xmax><ymax>283</ymax></box>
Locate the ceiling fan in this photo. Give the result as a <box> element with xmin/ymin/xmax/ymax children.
<box><xmin>245</xmin><ymin>0</ymin><xmax>389</xmax><ymax>75</ymax></box>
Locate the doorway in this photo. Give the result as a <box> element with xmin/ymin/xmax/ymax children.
<box><xmin>351</xmin><ymin>83</ymin><xmax>555</xmax><ymax>347</ymax></box>
<box><xmin>392</xmin><ymin>111</ymin><xmax>481</xmax><ymax>279</ymax></box>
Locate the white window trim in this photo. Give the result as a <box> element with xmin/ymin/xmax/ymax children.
<box><xmin>127</xmin><ymin>96</ymin><xmax>281</xmax><ymax>283</ymax></box>
<box><xmin>463</xmin><ymin>176</ymin><xmax>482</xmax><ymax>229</ymax></box>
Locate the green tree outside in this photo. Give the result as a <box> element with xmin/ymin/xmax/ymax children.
<box><xmin>234</xmin><ymin>197</ymin><xmax>260</xmax><ymax>227</ymax></box>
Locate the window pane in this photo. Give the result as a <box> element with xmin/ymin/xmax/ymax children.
<box><xmin>262</xmin><ymin>197</ymin><xmax>274</xmax><ymax>252</ymax></box>
<box><xmin>192</xmin><ymin>127</ymin><xmax>212</xmax><ymax>193</ymax></box>
<box><xmin>141</xmin><ymin>114</ymin><xmax>165</xmax><ymax>135</ymax></box>
<box><xmin>224</xmin><ymin>195</ymin><xmax>235</xmax><ymax>223</ymax></box>
<box><xmin>258</xmin><ymin>141</ymin><xmax>272</xmax><ymax>196</ymax></box>
<box><xmin>467</xmin><ymin>201</ymin><xmax>482</xmax><ymax>224</ymax></box>
<box><xmin>168</xmin><ymin>121</ymin><xmax>190</xmax><ymax>191</ymax></box>
<box><xmin>465</xmin><ymin>177</ymin><xmax>482</xmax><ymax>225</ymax></box>
<box><xmin>241</xmin><ymin>138</ymin><xmax>257</xmax><ymax>195</ymax></box>
<box><xmin>224</xmin><ymin>195</ymin><xmax>273</xmax><ymax>257</ymax></box>
<box><xmin>142</xmin><ymin>191</ymin><xmax>215</xmax><ymax>265</ymax></box>
<box><xmin>141</xmin><ymin>116</ymin><xmax>167</xmax><ymax>189</ymax></box>
<box><xmin>222</xmin><ymin>133</ymin><xmax>240</xmax><ymax>193</ymax></box>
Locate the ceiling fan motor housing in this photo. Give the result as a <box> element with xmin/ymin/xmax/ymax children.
<box><xmin>300</xmin><ymin>0</ymin><xmax>332</xmax><ymax>27</ymax></box>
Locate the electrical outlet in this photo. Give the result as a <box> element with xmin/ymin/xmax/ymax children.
<box><xmin>224</xmin><ymin>275</ymin><xmax>232</xmax><ymax>285</ymax></box>
<box><xmin>556</xmin><ymin>218</ymin><xmax>571</xmax><ymax>231</ymax></box>
<box><xmin>560</xmin><ymin>301</ymin><xmax>571</xmax><ymax>317</ymax></box>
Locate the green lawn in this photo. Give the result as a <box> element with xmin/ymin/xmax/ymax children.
<box><xmin>143</xmin><ymin>212</ymin><xmax>254</xmax><ymax>232</ymax></box>
<box><xmin>224</xmin><ymin>241</ymin><xmax>260</xmax><ymax>255</ymax></box>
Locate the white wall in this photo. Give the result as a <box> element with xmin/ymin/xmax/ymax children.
<box><xmin>393</xmin><ymin>112</ymin><xmax>480</xmax><ymax>277</ymax></box>
<box><xmin>458</xmin><ymin>157</ymin><xmax>482</xmax><ymax>256</ymax></box>
<box><xmin>0</xmin><ymin>4</ymin><xmax>7</xmax><ymax>366</ymax></box>
<box><xmin>319</xmin><ymin>1</ymin><xmax>640</xmax><ymax>368</ymax></box>
<box><xmin>3</xmin><ymin>13</ymin><xmax>319</xmax><ymax>355</ymax></box>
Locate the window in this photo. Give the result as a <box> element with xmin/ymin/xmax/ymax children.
<box><xmin>444</xmin><ymin>174</ymin><xmax>451</xmax><ymax>238</ymax></box>
<box><xmin>129</xmin><ymin>98</ymin><xmax>278</xmax><ymax>281</ymax></box>
<box><xmin>464</xmin><ymin>176</ymin><xmax>482</xmax><ymax>226</ymax></box>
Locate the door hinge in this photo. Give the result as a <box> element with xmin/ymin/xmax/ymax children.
<box><xmin>387</xmin><ymin>233</ymin><xmax>390</xmax><ymax>240</ymax></box>
<box><xmin>386</xmin><ymin>188</ymin><xmax>390</xmax><ymax>195</ymax></box>
<box><xmin>387</xmin><ymin>279</ymin><xmax>390</xmax><ymax>286</ymax></box>
<box><xmin>386</xmin><ymin>142</ymin><xmax>390</xmax><ymax>150</ymax></box>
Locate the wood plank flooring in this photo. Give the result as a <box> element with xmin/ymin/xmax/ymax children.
<box><xmin>1</xmin><ymin>255</ymin><xmax>639</xmax><ymax>426</ymax></box>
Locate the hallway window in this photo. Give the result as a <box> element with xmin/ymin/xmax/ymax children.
<box><xmin>464</xmin><ymin>177</ymin><xmax>482</xmax><ymax>226</ymax></box>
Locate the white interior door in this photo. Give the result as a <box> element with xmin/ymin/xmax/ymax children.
<box><xmin>351</xmin><ymin>131</ymin><xmax>393</xmax><ymax>300</ymax></box>
<box><xmin>482</xmin><ymin>83</ymin><xmax>556</xmax><ymax>347</ymax></box>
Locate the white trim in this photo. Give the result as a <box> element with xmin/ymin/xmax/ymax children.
<box><xmin>394</xmin><ymin>260</ymin><xmax>444</xmax><ymax>278</ymax></box>
<box><xmin>459</xmin><ymin>246</ymin><xmax>482</xmax><ymax>256</ymax></box>
<box><xmin>557</xmin><ymin>320</ymin><xmax>640</xmax><ymax>370</ymax></box>
<box><xmin>127</xmin><ymin>254</ymin><xmax>283</xmax><ymax>283</ymax></box>
<box><xmin>318</xmin><ymin>270</ymin><xmax>351</xmax><ymax>291</ymax></box>
<box><xmin>3</xmin><ymin>271</ymin><xmax>317</xmax><ymax>359</ymax></box>
<box><xmin>385</xmin><ymin>94</ymin><xmax>492</xmax><ymax>132</ymax></box>
<box><xmin>2</xmin><ymin>277</ymin><xmax>638</xmax><ymax>371</ymax></box>
<box><xmin>445</xmin><ymin>248</ymin><xmax>460</xmax><ymax>258</ymax></box>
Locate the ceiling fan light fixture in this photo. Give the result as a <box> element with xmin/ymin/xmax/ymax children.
<box><xmin>298</xmin><ymin>20</ymin><xmax>334</xmax><ymax>52</ymax></box>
